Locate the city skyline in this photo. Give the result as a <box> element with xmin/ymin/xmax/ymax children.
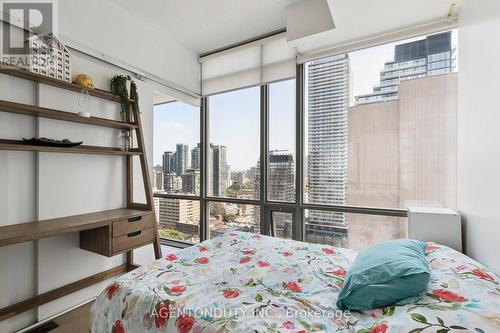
<box><xmin>153</xmin><ymin>31</ymin><xmax>458</xmax><ymax>169</ymax></box>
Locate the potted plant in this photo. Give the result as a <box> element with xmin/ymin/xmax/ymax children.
<box><xmin>110</xmin><ymin>75</ymin><xmax>138</xmax><ymax>122</ymax></box>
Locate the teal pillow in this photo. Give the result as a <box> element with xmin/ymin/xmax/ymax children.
<box><xmin>336</xmin><ymin>239</ymin><xmax>430</xmax><ymax>310</ymax></box>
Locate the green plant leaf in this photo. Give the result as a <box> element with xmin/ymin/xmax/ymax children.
<box><xmin>449</xmin><ymin>326</ymin><xmax>467</xmax><ymax>330</ymax></box>
<box><xmin>411</xmin><ymin>313</ymin><xmax>428</xmax><ymax>324</ymax></box>
<box><xmin>436</xmin><ymin>317</ymin><xmax>444</xmax><ymax>325</ymax></box>
<box><xmin>255</xmin><ymin>293</ymin><xmax>263</xmax><ymax>302</ymax></box>
<box><xmin>437</xmin><ymin>329</ymin><xmax>449</xmax><ymax>333</ymax></box>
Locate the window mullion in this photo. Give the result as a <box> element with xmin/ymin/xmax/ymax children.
<box><xmin>259</xmin><ymin>85</ymin><xmax>270</xmax><ymax>235</ymax></box>
<box><xmin>294</xmin><ymin>64</ymin><xmax>305</xmax><ymax>241</ymax></box>
<box><xmin>200</xmin><ymin>97</ymin><xmax>209</xmax><ymax>241</ymax></box>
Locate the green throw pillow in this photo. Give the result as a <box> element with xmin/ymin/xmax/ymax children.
<box><xmin>336</xmin><ymin>239</ymin><xmax>430</xmax><ymax>310</ymax></box>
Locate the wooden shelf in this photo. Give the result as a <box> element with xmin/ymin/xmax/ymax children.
<box><xmin>0</xmin><ymin>139</ymin><xmax>142</xmax><ymax>156</ymax></box>
<box><xmin>0</xmin><ymin>208</ymin><xmax>152</xmax><ymax>247</ymax></box>
<box><xmin>0</xmin><ymin>100</ymin><xmax>138</xmax><ymax>130</ymax></box>
<box><xmin>0</xmin><ymin>66</ymin><xmax>162</xmax><ymax>322</ymax></box>
<box><xmin>0</xmin><ymin>67</ymin><xmax>134</xmax><ymax>103</ymax></box>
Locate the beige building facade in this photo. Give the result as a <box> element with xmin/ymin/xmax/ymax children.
<box><xmin>347</xmin><ymin>73</ymin><xmax>457</xmax><ymax>249</ymax></box>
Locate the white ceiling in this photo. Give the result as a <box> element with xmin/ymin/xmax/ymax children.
<box><xmin>111</xmin><ymin>0</ymin><xmax>461</xmax><ymax>55</ymax></box>
<box><xmin>111</xmin><ymin>0</ymin><xmax>301</xmax><ymax>54</ymax></box>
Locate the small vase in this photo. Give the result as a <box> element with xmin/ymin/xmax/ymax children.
<box><xmin>120</xmin><ymin>131</ymin><xmax>131</xmax><ymax>152</ymax></box>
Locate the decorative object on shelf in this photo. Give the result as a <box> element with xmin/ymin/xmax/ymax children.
<box><xmin>110</xmin><ymin>75</ymin><xmax>139</xmax><ymax>122</ymax></box>
<box><xmin>74</xmin><ymin>73</ymin><xmax>94</xmax><ymax>89</ymax></box>
<box><xmin>119</xmin><ymin>131</ymin><xmax>131</xmax><ymax>152</ymax></box>
<box><xmin>22</xmin><ymin>137</ymin><xmax>83</xmax><ymax>147</ymax></box>
<box><xmin>74</xmin><ymin>73</ymin><xmax>94</xmax><ymax>109</ymax></box>
<box><xmin>28</xmin><ymin>33</ymin><xmax>72</xmax><ymax>82</ymax></box>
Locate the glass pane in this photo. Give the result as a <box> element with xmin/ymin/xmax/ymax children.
<box><xmin>268</xmin><ymin>80</ymin><xmax>296</xmax><ymax>202</ymax></box>
<box><xmin>208</xmin><ymin>87</ymin><xmax>260</xmax><ymax>199</ymax></box>
<box><xmin>304</xmin><ymin>55</ymin><xmax>350</xmax><ymax>224</ymax></box>
<box><xmin>304</xmin><ymin>31</ymin><xmax>458</xmax><ymax>214</ymax></box>
<box><xmin>304</xmin><ymin>209</ymin><xmax>407</xmax><ymax>249</ymax></box>
<box><xmin>153</xmin><ymin>102</ymin><xmax>200</xmax><ymax>196</ymax></box>
<box><xmin>304</xmin><ymin>210</ymin><xmax>348</xmax><ymax>247</ymax></box>
<box><xmin>272</xmin><ymin>211</ymin><xmax>292</xmax><ymax>239</ymax></box>
<box><xmin>155</xmin><ymin>198</ymin><xmax>200</xmax><ymax>243</ymax></box>
<box><xmin>209</xmin><ymin>202</ymin><xmax>260</xmax><ymax>238</ymax></box>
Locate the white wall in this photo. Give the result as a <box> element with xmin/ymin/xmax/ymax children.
<box><xmin>58</xmin><ymin>0</ymin><xmax>200</xmax><ymax>96</ymax></box>
<box><xmin>0</xmin><ymin>75</ymin><xmax>39</xmax><ymax>332</ymax></box>
<box><xmin>458</xmin><ymin>0</ymin><xmax>500</xmax><ymax>274</ymax></box>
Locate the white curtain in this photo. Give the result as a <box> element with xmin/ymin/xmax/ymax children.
<box><xmin>200</xmin><ymin>35</ymin><xmax>296</xmax><ymax>96</ymax></box>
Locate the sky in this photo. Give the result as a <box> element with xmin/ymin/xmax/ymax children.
<box><xmin>153</xmin><ymin>31</ymin><xmax>458</xmax><ymax>170</ymax></box>
<box><xmin>153</xmin><ymin>81</ymin><xmax>295</xmax><ymax>170</ymax></box>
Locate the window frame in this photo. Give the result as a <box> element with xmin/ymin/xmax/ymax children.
<box><xmin>154</xmin><ymin>64</ymin><xmax>408</xmax><ymax>246</ymax></box>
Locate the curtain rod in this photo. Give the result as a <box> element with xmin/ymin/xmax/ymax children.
<box><xmin>199</xmin><ymin>28</ymin><xmax>286</xmax><ymax>59</ymax></box>
<box><xmin>297</xmin><ymin>17</ymin><xmax>458</xmax><ymax>64</ymax></box>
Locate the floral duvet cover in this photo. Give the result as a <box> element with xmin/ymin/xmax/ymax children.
<box><xmin>91</xmin><ymin>232</ymin><xmax>500</xmax><ymax>333</ymax></box>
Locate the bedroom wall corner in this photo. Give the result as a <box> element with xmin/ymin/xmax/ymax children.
<box><xmin>457</xmin><ymin>0</ymin><xmax>500</xmax><ymax>274</ymax></box>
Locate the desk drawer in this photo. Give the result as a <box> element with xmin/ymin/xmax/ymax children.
<box><xmin>112</xmin><ymin>228</ymin><xmax>154</xmax><ymax>254</ymax></box>
<box><xmin>112</xmin><ymin>213</ymin><xmax>154</xmax><ymax>237</ymax></box>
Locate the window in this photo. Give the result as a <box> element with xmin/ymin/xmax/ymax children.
<box><xmin>153</xmin><ymin>101</ymin><xmax>201</xmax><ymax>243</ymax></box>
<box><xmin>155</xmin><ymin>198</ymin><xmax>200</xmax><ymax>244</ymax></box>
<box><xmin>268</xmin><ymin>80</ymin><xmax>296</xmax><ymax>202</ymax></box>
<box><xmin>154</xmin><ymin>30</ymin><xmax>457</xmax><ymax>251</ymax></box>
<box><xmin>304</xmin><ymin>210</ymin><xmax>406</xmax><ymax>250</ymax></box>
<box><xmin>304</xmin><ymin>31</ymin><xmax>457</xmax><ymax>247</ymax></box>
<box><xmin>209</xmin><ymin>202</ymin><xmax>260</xmax><ymax>238</ymax></box>
<box><xmin>153</xmin><ymin>102</ymin><xmax>200</xmax><ymax>195</ymax></box>
<box><xmin>271</xmin><ymin>211</ymin><xmax>293</xmax><ymax>239</ymax></box>
<box><xmin>208</xmin><ymin>87</ymin><xmax>260</xmax><ymax>200</ymax></box>
<box><xmin>304</xmin><ymin>210</ymin><xmax>348</xmax><ymax>247</ymax></box>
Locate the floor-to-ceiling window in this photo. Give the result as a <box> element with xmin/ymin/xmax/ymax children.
<box><xmin>153</xmin><ymin>30</ymin><xmax>458</xmax><ymax>250</ymax></box>
<box><xmin>303</xmin><ymin>30</ymin><xmax>457</xmax><ymax>249</ymax></box>
<box><xmin>152</xmin><ymin>101</ymin><xmax>201</xmax><ymax>244</ymax></box>
<box><xmin>207</xmin><ymin>87</ymin><xmax>262</xmax><ymax>237</ymax></box>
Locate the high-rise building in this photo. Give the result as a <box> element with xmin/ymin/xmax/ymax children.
<box><xmin>191</xmin><ymin>144</ymin><xmax>200</xmax><ymax>169</ymax></box>
<box><xmin>182</xmin><ymin>169</ymin><xmax>200</xmax><ymax>195</ymax></box>
<box><xmin>165</xmin><ymin>173</ymin><xmax>182</xmax><ymax>193</ymax></box>
<box><xmin>306</xmin><ymin>54</ymin><xmax>351</xmax><ymax>246</ymax></box>
<box><xmin>252</xmin><ymin>151</ymin><xmax>295</xmax><ymax>230</ymax></box>
<box><xmin>357</xmin><ymin>32</ymin><xmax>454</xmax><ymax>104</ymax></box>
<box><xmin>162</xmin><ymin>151</ymin><xmax>175</xmax><ymax>175</ymax></box>
<box><xmin>157</xmin><ymin>198</ymin><xmax>200</xmax><ymax>242</ymax></box>
<box><xmin>231</xmin><ymin>171</ymin><xmax>246</xmax><ymax>187</ymax></box>
<box><xmin>212</xmin><ymin>145</ymin><xmax>229</xmax><ymax>196</ymax></box>
<box><xmin>162</xmin><ymin>152</ymin><xmax>176</xmax><ymax>190</ymax></box>
<box><xmin>175</xmin><ymin>144</ymin><xmax>189</xmax><ymax>176</ymax></box>
<box><xmin>268</xmin><ymin>151</ymin><xmax>295</xmax><ymax>202</ymax></box>
<box><xmin>153</xmin><ymin>167</ymin><xmax>164</xmax><ymax>191</ymax></box>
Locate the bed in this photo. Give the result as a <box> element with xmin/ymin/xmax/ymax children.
<box><xmin>91</xmin><ymin>232</ymin><xmax>500</xmax><ymax>333</ymax></box>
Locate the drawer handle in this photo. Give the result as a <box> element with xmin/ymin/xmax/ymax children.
<box><xmin>128</xmin><ymin>216</ymin><xmax>142</xmax><ymax>223</ymax></box>
<box><xmin>127</xmin><ymin>230</ymin><xmax>142</xmax><ymax>238</ymax></box>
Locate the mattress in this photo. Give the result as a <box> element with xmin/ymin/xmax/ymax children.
<box><xmin>91</xmin><ymin>231</ymin><xmax>500</xmax><ymax>332</ymax></box>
